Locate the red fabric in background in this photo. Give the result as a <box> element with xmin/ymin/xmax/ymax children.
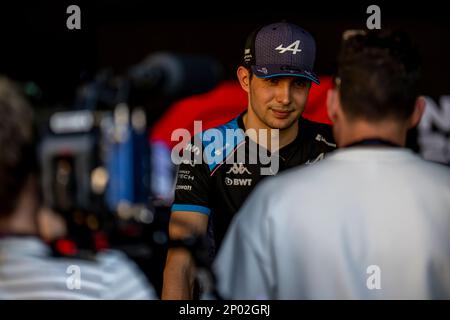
<box><xmin>303</xmin><ymin>76</ymin><xmax>333</xmax><ymax>126</ymax></box>
<box><xmin>150</xmin><ymin>76</ymin><xmax>332</xmax><ymax>148</ymax></box>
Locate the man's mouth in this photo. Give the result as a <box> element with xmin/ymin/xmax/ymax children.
<box><xmin>271</xmin><ymin>109</ymin><xmax>292</xmax><ymax>118</ymax></box>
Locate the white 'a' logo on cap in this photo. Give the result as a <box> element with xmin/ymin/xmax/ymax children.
<box><xmin>275</xmin><ymin>40</ymin><xmax>302</xmax><ymax>54</ymax></box>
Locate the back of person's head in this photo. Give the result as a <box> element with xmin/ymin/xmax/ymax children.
<box><xmin>336</xmin><ymin>29</ymin><xmax>421</xmax><ymax>122</ymax></box>
<box><xmin>0</xmin><ymin>76</ymin><xmax>36</xmax><ymax>217</ymax></box>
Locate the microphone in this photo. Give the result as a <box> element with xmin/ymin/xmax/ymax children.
<box><xmin>128</xmin><ymin>52</ymin><xmax>223</xmax><ymax>98</ymax></box>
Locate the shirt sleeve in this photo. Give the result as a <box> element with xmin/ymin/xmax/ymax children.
<box><xmin>171</xmin><ymin>137</ymin><xmax>212</xmax><ymax>216</ymax></box>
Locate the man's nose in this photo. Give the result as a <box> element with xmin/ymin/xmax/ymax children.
<box><xmin>275</xmin><ymin>81</ymin><xmax>292</xmax><ymax>106</ymax></box>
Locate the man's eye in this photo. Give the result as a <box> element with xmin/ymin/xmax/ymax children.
<box><xmin>294</xmin><ymin>80</ymin><xmax>310</xmax><ymax>88</ymax></box>
<box><xmin>266</xmin><ymin>78</ymin><xmax>279</xmax><ymax>84</ymax></box>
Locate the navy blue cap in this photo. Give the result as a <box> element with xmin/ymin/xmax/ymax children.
<box><xmin>243</xmin><ymin>22</ymin><xmax>320</xmax><ymax>84</ymax></box>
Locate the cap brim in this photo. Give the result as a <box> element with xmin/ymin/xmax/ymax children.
<box><xmin>251</xmin><ymin>65</ymin><xmax>320</xmax><ymax>85</ymax></box>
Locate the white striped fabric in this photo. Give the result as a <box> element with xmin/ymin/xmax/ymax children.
<box><xmin>0</xmin><ymin>237</ymin><xmax>157</xmax><ymax>300</ymax></box>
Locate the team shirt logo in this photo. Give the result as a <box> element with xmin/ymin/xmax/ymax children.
<box><xmin>226</xmin><ymin>163</ymin><xmax>251</xmax><ymax>175</ymax></box>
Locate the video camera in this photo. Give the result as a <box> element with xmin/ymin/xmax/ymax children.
<box><xmin>37</xmin><ymin>52</ymin><xmax>222</xmax><ymax>253</ymax></box>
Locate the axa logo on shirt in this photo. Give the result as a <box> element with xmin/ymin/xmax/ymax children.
<box><xmin>225</xmin><ymin>177</ymin><xmax>252</xmax><ymax>186</ymax></box>
<box><xmin>275</xmin><ymin>40</ymin><xmax>302</xmax><ymax>54</ymax></box>
<box><xmin>226</xmin><ymin>163</ymin><xmax>251</xmax><ymax>175</ymax></box>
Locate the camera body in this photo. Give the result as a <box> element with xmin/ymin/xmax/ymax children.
<box><xmin>39</xmin><ymin>103</ymin><xmax>153</xmax><ymax>249</ymax></box>
<box><xmin>40</xmin><ymin>106</ymin><xmax>151</xmax><ymax>212</ymax></box>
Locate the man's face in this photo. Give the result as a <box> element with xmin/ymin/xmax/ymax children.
<box><xmin>248</xmin><ymin>74</ymin><xmax>311</xmax><ymax>130</ymax></box>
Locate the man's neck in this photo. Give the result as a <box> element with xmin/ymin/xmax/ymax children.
<box><xmin>0</xmin><ymin>179</ymin><xmax>40</xmax><ymax>236</ymax></box>
<box><xmin>242</xmin><ymin>112</ymin><xmax>299</xmax><ymax>151</ymax></box>
<box><xmin>337</xmin><ymin>119</ymin><xmax>408</xmax><ymax>148</ymax></box>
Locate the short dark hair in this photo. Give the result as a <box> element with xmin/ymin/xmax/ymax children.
<box><xmin>336</xmin><ymin>30</ymin><xmax>421</xmax><ymax>122</ymax></box>
<box><xmin>0</xmin><ymin>76</ymin><xmax>37</xmax><ymax>216</ymax></box>
<box><xmin>246</xmin><ymin>67</ymin><xmax>254</xmax><ymax>81</ymax></box>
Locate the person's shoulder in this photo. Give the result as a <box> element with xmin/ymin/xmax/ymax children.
<box><xmin>197</xmin><ymin>114</ymin><xmax>245</xmax><ymax>168</ymax></box>
<box><xmin>201</xmin><ymin>114</ymin><xmax>243</xmax><ymax>139</ymax></box>
<box><xmin>95</xmin><ymin>248</ymin><xmax>147</xmax><ymax>276</ymax></box>
<box><xmin>300</xmin><ymin>117</ymin><xmax>332</xmax><ymax>132</ymax></box>
<box><xmin>48</xmin><ymin>248</ymin><xmax>131</xmax><ymax>275</ymax></box>
<box><xmin>299</xmin><ymin>117</ymin><xmax>336</xmax><ymax>149</ymax></box>
<box><xmin>186</xmin><ymin>114</ymin><xmax>243</xmax><ymax>151</ymax></box>
<box><xmin>258</xmin><ymin>152</ymin><xmax>335</xmax><ymax>201</ymax></box>
<box><xmin>95</xmin><ymin>249</ymin><xmax>157</xmax><ymax>299</ymax></box>
<box><xmin>413</xmin><ymin>156</ymin><xmax>450</xmax><ymax>183</ymax></box>
<box><xmin>95</xmin><ymin>248</ymin><xmax>132</xmax><ymax>266</ymax></box>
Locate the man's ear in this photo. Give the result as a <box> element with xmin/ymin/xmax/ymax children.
<box><xmin>326</xmin><ymin>88</ymin><xmax>339</xmax><ymax>123</ymax></box>
<box><xmin>237</xmin><ymin>66</ymin><xmax>250</xmax><ymax>93</ymax></box>
<box><xmin>408</xmin><ymin>96</ymin><xmax>426</xmax><ymax>128</ymax></box>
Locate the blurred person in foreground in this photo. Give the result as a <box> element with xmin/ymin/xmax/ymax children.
<box><xmin>0</xmin><ymin>75</ymin><xmax>156</xmax><ymax>299</ymax></box>
<box><xmin>213</xmin><ymin>29</ymin><xmax>450</xmax><ymax>299</ymax></box>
